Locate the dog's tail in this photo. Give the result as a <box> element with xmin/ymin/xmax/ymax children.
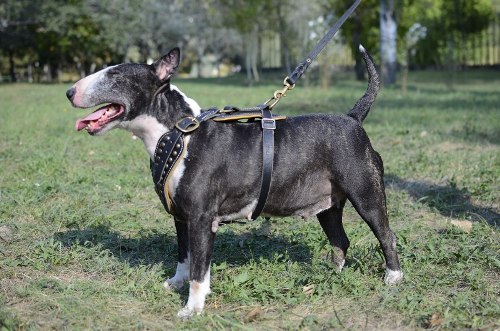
<box><xmin>347</xmin><ymin>45</ymin><xmax>380</xmax><ymax>124</ymax></box>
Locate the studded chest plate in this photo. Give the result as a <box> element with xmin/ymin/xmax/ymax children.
<box><xmin>150</xmin><ymin>130</ymin><xmax>185</xmax><ymax>214</ymax></box>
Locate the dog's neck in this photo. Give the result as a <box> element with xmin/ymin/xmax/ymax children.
<box><xmin>120</xmin><ymin>84</ymin><xmax>201</xmax><ymax>158</ymax></box>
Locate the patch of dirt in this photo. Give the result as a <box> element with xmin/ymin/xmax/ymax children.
<box><xmin>450</xmin><ymin>220</ymin><xmax>473</xmax><ymax>233</ymax></box>
<box><xmin>432</xmin><ymin>141</ymin><xmax>469</xmax><ymax>151</ymax></box>
<box><xmin>0</xmin><ymin>225</ymin><xmax>13</xmax><ymax>243</ymax></box>
<box><xmin>285</xmin><ymin>300</ymin><xmax>415</xmax><ymax>331</ymax></box>
<box><xmin>386</xmin><ymin>176</ymin><xmax>499</xmax><ymax>226</ymax></box>
<box><xmin>432</xmin><ymin>141</ymin><xmax>498</xmax><ymax>153</ymax></box>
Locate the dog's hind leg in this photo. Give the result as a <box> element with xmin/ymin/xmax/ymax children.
<box><xmin>177</xmin><ymin>216</ymin><xmax>215</xmax><ymax>318</ymax></box>
<box><xmin>164</xmin><ymin>220</ymin><xmax>190</xmax><ymax>290</ymax></box>
<box><xmin>317</xmin><ymin>199</ymin><xmax>349</xmax><ymax>271</ymax></box>
<box><xmin>346</xmin><ymin>175</ymin><xmax>403</xmax><ymax>285</ymax></box>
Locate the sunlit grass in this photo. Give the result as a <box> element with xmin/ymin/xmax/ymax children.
<box><xmin>0</xmin><ymin>71</ymin><xmax>499</xmax><ymax>330</ymax></box>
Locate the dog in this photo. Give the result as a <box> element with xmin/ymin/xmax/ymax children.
<box><xmin>66</xmin><ymin>45</ymin><xmax>403</xmax><ymax>318</ymax></box>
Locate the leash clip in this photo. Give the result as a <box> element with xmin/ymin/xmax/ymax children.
<box><xmin>264</xmin><ymin>76</ymin><xmax>295</xmax><ymax>110</ymax></box>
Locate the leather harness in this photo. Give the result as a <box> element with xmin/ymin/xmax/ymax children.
<box><xmin>150</xmin><ymin>0</ymin><xmax>361</xmax><ymax>220</ymax></box>
<box><xmin>150</xmin><ymin>106</ymin><xmax>285</xmax><ymax>219</ymax></box>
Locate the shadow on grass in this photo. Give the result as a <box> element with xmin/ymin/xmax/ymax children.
<box><xmin>385</xmin><ymin>174</ymin><xmax>499</xmax><ymax>228</ymax></box>
<box><xmin>54</xmin><ymin>224</ymin><xmax>176</xmax><ymax>267</ymax></box>
<box><xmin>54</xmin><ymin>220</ymin><xmax>312</xmax><ymax>269</ymax></box>
<box><xmin>448</xmin><ymin>123</ymin><xmax>500</xmax><ymax>145</ymax></box>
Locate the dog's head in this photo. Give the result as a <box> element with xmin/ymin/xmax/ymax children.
<box><xmin>66</xmin><ymin>48</ymin><xmax>180</xmax><ymax>135</ymax></box>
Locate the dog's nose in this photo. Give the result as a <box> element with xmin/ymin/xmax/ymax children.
<box><xmin>66</xmin><ymin>87</ymin><xmax>76</xmax><ymax>101</ymax></box>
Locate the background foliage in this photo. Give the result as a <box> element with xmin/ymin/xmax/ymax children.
<box><xmin>0</xmin><ymin>0</ymin><xmax>498</xmax><ymax>83</ymax></box>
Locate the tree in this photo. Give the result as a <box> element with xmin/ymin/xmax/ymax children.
<box><xmin>215</xmin><ymin>0</ymin><xmax>271</xmax><ymax>82</ymax></box>
<box><xmin>380</xmin><ymin>0</ymin><xmax>398</xmax><ymax>85</ymax></box>
<box><xmin>39</xmin><ymin>1</ymin><xmax>110</xmax><ymax>79</ymax></box>
<box><xmin>0</xmin><ymin>0</ymin><xmax>40</xmax><ymax>82</ymax></box>
<box><xmin>327</xmin><ymin>0</ymin><xmax>379</xmax><ymax>81</ymax></box>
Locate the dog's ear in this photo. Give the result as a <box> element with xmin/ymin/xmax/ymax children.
<box><xmin>153</xmin><ymin>47</ymin><xmax>180</xmax><ymax>82</ymax></box>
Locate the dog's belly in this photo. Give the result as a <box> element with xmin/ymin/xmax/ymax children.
<box><xmin>265</xmin><ymin>170</ymin><xmax>342</xmax><ymax>218</ymax></box>
<box><xmin>278</xmin><ymin>195</ymin><xmax>332</xmax><ymax>219</ymax></box>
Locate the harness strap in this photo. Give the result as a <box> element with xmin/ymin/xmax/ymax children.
<box><xmin>151</xmin><ymin>108</ymin><xmax>220</xmax><ymax>214</ymax></box>
<box><xmin>251</xmin><ymin>107</ymin><xmax>275</xmax><ymax>220</ymax></box>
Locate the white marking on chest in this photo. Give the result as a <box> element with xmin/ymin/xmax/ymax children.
<box><xmin>171</xmin><ymin>84</ymin><xmax>202</xmax><ymax>117</ymax></box>
<box><xmin>119</xmin><ymin>114</ymin><xmax>168</xmax><ymax>158</ymax></box>
<box><xmin>167</xmin><ymin>136</ymin><xmax>191</xmax><ymax>199</ymax></box>
<box><xmin>118</xmin><ymin>85</ymin><xmax>201</xmax><ymax>198</ymax></box>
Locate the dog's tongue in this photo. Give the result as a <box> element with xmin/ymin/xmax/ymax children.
<box><xmin>75</xmin><ymin>106</ymin><xmax>108</xmax><ymax>131</ymax></box>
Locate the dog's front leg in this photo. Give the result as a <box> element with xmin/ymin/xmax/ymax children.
<box><xmin>164</xmin><ymin>220</ymin><xmax>190</xmax><ymax>290</ymax></box>
<box><xmin>177</xmin><ymin>216</ymin><xmax>215</xmax><ymax>318</ymax></box>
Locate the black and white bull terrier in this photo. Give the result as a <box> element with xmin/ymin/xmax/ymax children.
<box><xmin>66</xmin><ymin>45</ymin><xmax>403</xmax><ymax>318</ymax></box>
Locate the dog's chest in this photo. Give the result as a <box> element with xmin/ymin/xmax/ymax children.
<box><xmin>167</xmin><ymin>136</ymin><xmax>190</xmax><ymax>199</ymax></box>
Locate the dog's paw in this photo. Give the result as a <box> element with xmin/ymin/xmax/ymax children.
<box><xmin>177</xmin><ymin>305</ymin><xmax>202</xmax><ymax>319</ymax></box>
<box><xmin>163</xmin><ymin>278</ymin><xmax>185</xmax><ymax>291</ymax></box>
<box><xmin>335</xmin><ymin>259</ymin><xmax>346</xmax><ymax>272</ymax></box>
<box><xmin>328</xmin><ymin>248</ymin><xmax>346</xmax><ymax>272</ymax></box>
<box><xmin>384</xmin><ymin>269</ymin><xmax>404</xmax><ymax>285</ymax></box>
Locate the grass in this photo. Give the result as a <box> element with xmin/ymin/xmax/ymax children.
<box><xmin>0</xmin><ymin>70</ymin><xmax>499</xmax><ymax>330</ymax></box>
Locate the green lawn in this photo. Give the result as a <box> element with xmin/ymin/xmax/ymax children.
<box><xmin>0</xmin><ymin>70</ymin><xmax>499</xmax><ymax>330</ymax></box>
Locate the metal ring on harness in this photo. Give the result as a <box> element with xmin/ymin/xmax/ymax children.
<box><xmin>175</xmin><ymin>117</ymin><xmax>200</xmax><ymax>133</ymax></box>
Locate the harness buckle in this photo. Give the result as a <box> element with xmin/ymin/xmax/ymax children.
<box><xmin>175</xmin><ymin>117</ymin><xmax>200</xmax><ymax>133</ymax></box>
<box><xmin>261</xmin><ymin>118</ymin><xmax>276</xmax><ymax>130</ymax></box>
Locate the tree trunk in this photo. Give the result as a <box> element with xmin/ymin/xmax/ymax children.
<box><xmin>245</xmin><ymin>41</ymin><xmax>252</xmax><ymax>82</ymax></box>
<box><xmin>44</xmin><ymin>64</ymin><xmax>52</xmax><ymax>82</ymax></box>
<box><xmin>50</xmin><ymin>61</ymin><xmax>59</xmax><ymax>82</ymax></box>
<box><xmin>28</xmin><ymin>62</ymin><xmax>33</xmax><ymax>83</ymax></box>
<box><xmin>380</xmin><ymin>0</ymin><xmax>397</xmax><ymax>85</ymax></box>
<box><xmin>283</xmin><ymin>46</ymin><xmax>292</xmax><ymax>76</ymax></box>
<box><xmin>245</xmin><ymin>28</ymin><xmax>260</xmax><ymax>83</ymax></box>
<box><xmin>319</xmin><ymin>50</ymin><xmax>332</xmax><ymax>89</ymax></box>
<box><xmin>250</xmin><ymin>27</ymin><xmax>260</xmax><ymax>82</ymax></box>
<box><xmin>9</xmin><ymin>50</ymin><xmax>17</xmax><ymax>83</ymax></box>
<box><xmin>401</xmin><ymin>50</ymin><xmax>408</xmax><ymax>94</ymax></box>
<box><xmin>353</xmin><ymin>17</ymin><xmax>365</xmax><ymax>81</ymax></box>
<box><xmin>354</xmin><ymin>56</ymin><xmax>365</xmax><ymax>81</ymax></box>
<box><xmin>277</xmin><ymin>5</ymin><xmax>292</xmax><ymax>75</ymax></box>
<box><xmin>196</xmin><ymin>40</ymin><xmax>206</xmax><ymax>78</ymax></box>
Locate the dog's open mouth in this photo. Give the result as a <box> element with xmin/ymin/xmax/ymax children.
<box><xmin>75</xmin><ymin>104</ymin><xmax>124</xmax><ymax>134</ymax></box>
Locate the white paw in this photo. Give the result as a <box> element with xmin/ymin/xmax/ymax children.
<box><xmin>165</xmin><ymin>260</ymin><xmax>190</xmax><ymax>290</ymax></box>
<box><xmin>337</xmin><ymin>259</ymin><xmax>346</xmax><ymax>272</ymax></box>
<box><xmin>384</xmin><ymin>269</ymin><xmax>404</xmax><ymax>285</ymax></box>
<box><xmin>163</xmin><ymin>278</ymin><xmax>185</xmax><ymax>290</ymax></box>
<box><xmin>177</xmin><ymin>305</ymin><xmax>202</xmax><ymax>319</ymax></box>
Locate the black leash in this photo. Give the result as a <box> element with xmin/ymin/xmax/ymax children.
<box><xmin>151</xmin><ymin>0</ymin><xmax>361</xmax><ymax>219</ymax></box>
<box><xmin>286</xmin><ymin>0</ymin><xmax>362</xmax><ymax>86</ymax></box>
<box><xmin>263</xmin><ymin>0</ymin><xmax>362</xmax><ymax>109</ymax></box>
<box><xmin>252</xmin><ymin>0</ymin><xmax>361</xmax><ymax>219</ymax></box>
